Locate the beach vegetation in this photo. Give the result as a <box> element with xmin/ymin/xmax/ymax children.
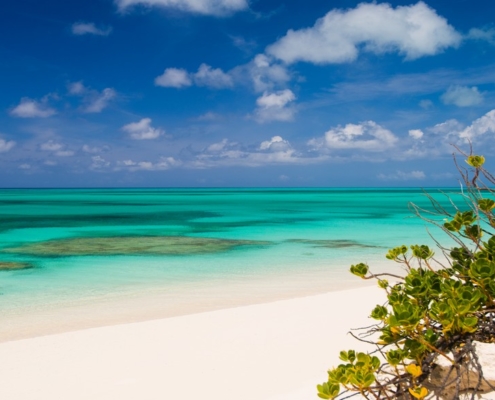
<box><xmin>318</xmin><ymin>148</ymin><xmax>495</xmax><ymax>399</ymax></box>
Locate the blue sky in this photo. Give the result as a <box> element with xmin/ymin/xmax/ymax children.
<box><xmin>1</xmin><ymin>0</ymin><xmax>495</xmax><ymax>187</ymax></box>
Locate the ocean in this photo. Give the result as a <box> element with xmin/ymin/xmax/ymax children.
<box><xmin>0</xmin><ymin>188</ymin><xmax>464</xmax><ymax>339</ymax></box>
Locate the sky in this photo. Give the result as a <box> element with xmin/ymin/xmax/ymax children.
<box><xmin>1</xmin><ymin>0</ymin><xmax>495</xmax><ymax>187</ymax></box>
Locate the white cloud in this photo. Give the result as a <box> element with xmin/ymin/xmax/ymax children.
<box><xmin>156</xmin><ymin>56</ymin><xmax>289</xmax><ymax>93</ymax></box>
<box><xmin>155</xmin><ymin>68</ymin><xmax>192</xmax><ymax>88</ymax></box>
<box><xmin>309</xmin><ymin>121</ymin><xmax>398</xmax><ymax>152</ymax></box>
<box><xmin>207</xmin><ymin>138</ymin><xmax>230</xmax><ymax>152</ymax></box>
<box><xmin>378</xmin><ymin>170</ymin><xmax>426</xmax><ymax>180</ymax></box>
<box><xmin>267</xmin><ymin>2</ymin><xmax>461</xmax><ymax>64</ymax></box>
<box><xmin>246</xmin><ymin>55</ymin><xmax>291</xmax><ymax>92</ymax></box>
<box><xmin>71</xmin><ymin>22</ymin><xmax>112</xmax><ymax>36</ymax></box>
<box><xmin>90</xmin><ymin>156</ymin><xmax>110</xmax><ymax>169</ymax></box>
<box><xmin>122</xmin><ymin>118</ymin><xmax>165</xmax><ymax>140</ymax></box>
<box><xmin>193</xmin><ymin>135</ymin><xmax>327</xmax><ymax>168</ymax></box>
<box><xmin>39</xmin><ymin>141</ymin><xmax>74</xmax><ymax>156</ymax></box>
<box><xmin>0</xmin><ymin>138</ymin><xmax>15</xmax><ymax>152</ymax></box>
<box><xmin>68</xmin><ymin>81</ymin><xmax>86</xmax><ymax>95</ymax></box>
<box><xmin>40</xmin><ymin>141</ymin><xmax>64</xmax><ymax>151</ymax></box>
<box><xmin>68</xmin><ymin>82</ymin><xmax>117</xmax><ymax>113</ymax></box>
<box><xmin>116</xmin><ymin>157</ymin><xmax>180</xmax><ymax>171</ymax></box>
<box><xmin>254</xmin><ymin>89</ymin><xmax>296</xmax><ymax>123</ymax></box>
<box><xmin>155</xmin><ymin>65</ymin><xmax>232</xmax><ymax>89</ymax></box>
<box><xmin>259</xmin><ymin>136</ymin><xmax>291</xmax><ymax>151</ymax></box>
<box><xmin>403</xmin><ymin>110</ymin><xmax>495</xmax><ymax>159</ymax></box>
<box><xmin>194</xmin><ymin>64</ymin><xmax>233</xmax><ymax>88</ymax></box>
<box><xmin>419</xmin><ymin>99</ymin><xmax>433</xmax><ymax>109</ymax></box>
<box><xmin>10</xmin><ymin>98</ymin><xmax>56</xmax><ymax>118</ymax></box>
<box><xmin>229</xmin><ymin>54</ymin><xmax>290</xmax><ymax>92</ymax></box>
<box><xmin>429</xmin><ymin>119</ymin><xmax>464</xmax><ymax>135</ymax></box>
<box><xmin>84</xmin><ymin>88</ymin><xmax>116</xmax><ymax>113</ymax></box>
<box><xmin>441</xmin><ymin>85</ymin><xmax>484</xmax><ymax>107</ymax></box>
<box><xmin>115</xmin><ymin>0</ymin><xmax>248</xmax><ymax>16</ymax></box>
<box><xmin>458</xmin><ymin>109</ymin><xmax>495</xmax><ymax>141</ymax></box>
<box><xmin>467</xmin><ymin>27</ymin><xmax>495</xmax><ymax>45</ymax></box>
<box><xmin>19</xmin><ymin>164</ymin><xmax>31</xmax><ymax>170</ymax></box>
<box><xmin>82</xmin><ymin>144</ymin><xmax>103</xmax><ymax>153</ymax></box>
<box><xmin>409</xmin><ymin>129</ymin><xmax>424</xmax><ymax>139</ymax></box>
<box><xmin>256</xmin><ymin>90</ymin><xmax>295</xmax><ymax>108</ymax></box>
<box><xmin>230</xmin><ymin>35</ymin><xmax>256</xmax><ymax>53</ymax></box>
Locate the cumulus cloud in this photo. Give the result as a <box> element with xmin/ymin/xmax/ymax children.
<box><xmin>194</xmin><ymin>64</ymin><xmax>233</xmax><ymax>88</ymax></box>
<box><xmin>155</xmin><ymin>68</ymin><xmax>192</xmax><ymax>88</ymax></box>
<box><xmin>90</xmin><ymin>156</ymin><xmax>111</xmax><ymax>169</ymax></box>
<box><xmin>429</xmin><ymin>119</ymin><xmax>464</xmax><ymax>135</ymax></box>
<box><xmin>156</xmin><ymin>55</ymin><xmax>289</xmax><ymax>93</ymax></box>
<box><xmin>254</xmin><ymin>89</ymin><xmax>296</xmax><ymax>123</ymax></box>
<box><xmin>206</xmin><ymin>138</ymin><xmax>231</xmax><ymax>152</ymax></box>
<box><xmin>68</xmin><ymin>82</ymin><xmax>116</xmax><ymax>113</ymax></box>
<box><xmin>309</xmin><ymin>121</ymin><xmax>398</xmax><ymax>152</ymax></box>
<box><xmin>378</xmin><ymin>170</ymin><xmax>426</xmax><ymax>180</ymax></box>
<box><xmin>195</xmin><ymin>136</ymin><xmax>307</xmax><ymax>167</ymax></box>
<box><xmin>409</xmin><ymin>129</ymin><xmax>424</xmax><ymax>139</ymax></box>
<box><xmin>122</xmin><ymin>118</ymin><xmax>165</xmax><ymax>140</ymax></box>
<box><xmin>267</xmin><ymin>1</ymin><xmax>461</xmax><ymax>64</ymax></box>
<box><xmin>10</xmin><ymin>98</ymin><xmax>56</xmax><ymax>118</ymax></box>
<box><xmin>458</xmin><ymin>110</ymin><xmax>495</xmax><ymax>141</ymax></box>
<box><xmin>116</xmin><ymin>156</ymin><xmax>180</xmax><ymax>171</ymax></box>
<box><xmin>0</xmin><ymin>138</ymin><xmax>16</xmax><ymax>152</ymax></box>
<box><xmin>441</xmin><ymin>85</ymin><xmax>484</xmax><ymax>107</ymax></box>
<box><xmin>71</xmin><ymin>22</ymin><xmax>112</xmax><ymax>36</ymax></box>
<box><xmin>155</xmin><ymin>65</ymin><xmax>232</xmax><ymax>89</ymax></box>
<box><xmin>40</xmin><ymin>140</ymin><xmax>74</xmax><ymax>156</ymax></box>
<box><xmin>239</xmin><ymin>54</ymin><xmax>291</xmax><ymax>92</ymax></box>
<box><xmin>114</xmin><ymin>0</ymin><xmax>249</xmax><ymax>16</ymax></box>
<box><xmin>40</xmin><ymin>141</ymin><xmax>64</xmax><ymax>152</ymax></box>
<box><xmin>403</xmin><ymin>110</ymin><xmax>495</xmax><ymax>159</ymax></box>
<box><xmin>259</xmin><ymin>136</ymin><xmax>291</xmax><ymax>151</ymax></box>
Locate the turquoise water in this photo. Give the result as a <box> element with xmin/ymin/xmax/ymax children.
<box><xmin>0</xmin><ymin>188</ymin><xmax>465</xmax><ymax>336</ymax></box>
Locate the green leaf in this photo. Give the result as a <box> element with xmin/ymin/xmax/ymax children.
<box><xmin>350</xmin><ymin>263</ymin><xmax>368</xmax><ymax>278</ymax></box>
<box><xmin>371</xmin><ymin>305</ymin><xmax>388</xmax><ymax>320</ymax></box>
<box><xmin>466</xmin><ymin>155</ymin><xmax>485</xmax><ymax>168</ymax></box>
<box><xmin>478</xmin><ymin>198</ymin><xmax>495</xmax><ymax>213</ymax></box>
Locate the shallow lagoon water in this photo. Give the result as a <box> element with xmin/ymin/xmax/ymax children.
<box><xmin>0</xmin><ymin>188</ymin><xmax>465</xmax><ymax>339</ymax></box>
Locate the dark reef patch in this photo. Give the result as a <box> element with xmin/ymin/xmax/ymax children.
<box><xmin>2</xmin><ymin>236</ymin><xmax>270</xmax><ymax>257</ymax></box>
<box><xmin>287</xmin><ymin>239</ymin><xmax>381</xmax><ymax>249</ymax></box>
<box><xmin>0</xmin><ymin>261</ymin><xmax>33</xmax><ymax>271</ymax></box>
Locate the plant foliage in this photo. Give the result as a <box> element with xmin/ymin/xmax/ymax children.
<box><xmin>318</xmin><ymin>149</ymin><xmax>495</xmax><ymax>399</ymax></box>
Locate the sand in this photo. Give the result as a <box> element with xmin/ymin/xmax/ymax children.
<box><xmin>0</xmin><ymin>285</ymin><xmax>385</xmax><ymax>400</ymax></box>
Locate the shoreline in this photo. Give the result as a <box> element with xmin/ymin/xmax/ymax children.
<box><xmin>0</xmin><ymin>265</ymin><xmax>382</xmax><ymax>342</ymax></box>
<box><xmin>0</xmin><ymin>285</ymin><xmax>386</xmax><ymax>400</ymax></box>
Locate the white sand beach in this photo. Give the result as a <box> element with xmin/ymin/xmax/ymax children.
<box><xmin>0</xmin><ymin>285</ymin><xmax>385</xmax><ymax>400</ymax></box>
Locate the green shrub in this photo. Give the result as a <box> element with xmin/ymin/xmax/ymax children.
<box><xmin>318</xmin><ymin>151</ymin><xmax>495</xmax><ymax>399</ymax></box>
